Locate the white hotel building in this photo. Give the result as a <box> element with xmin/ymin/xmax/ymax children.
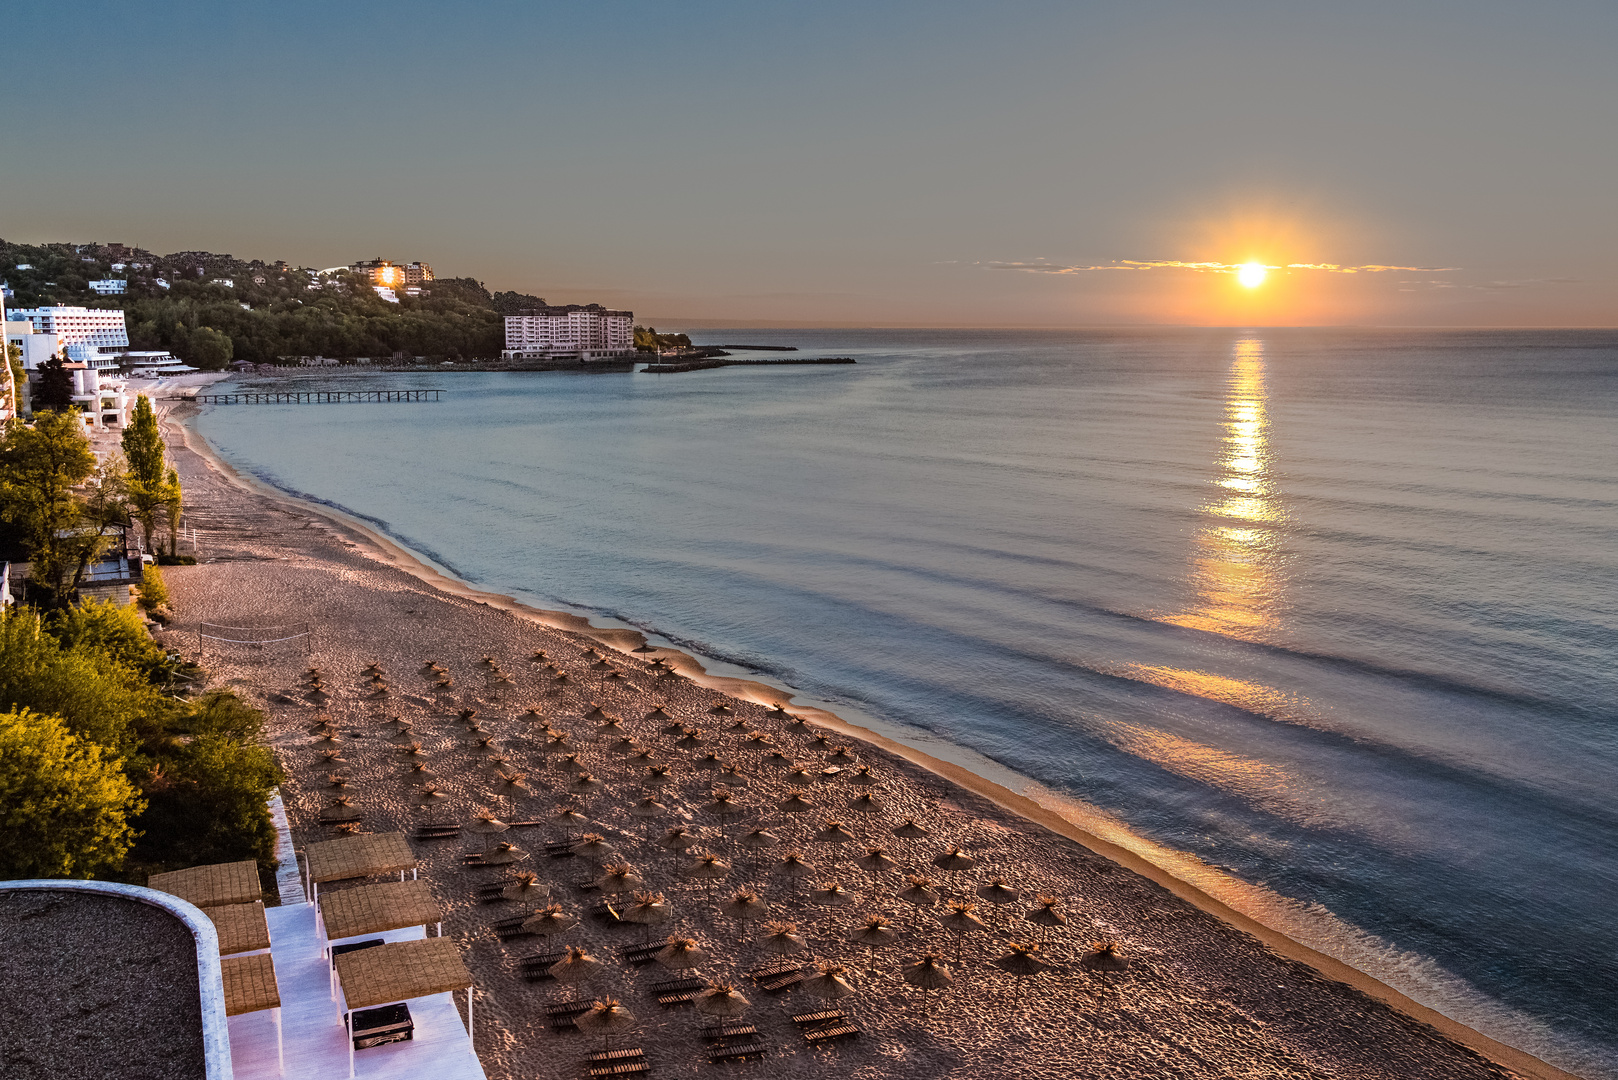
<box><xmin>8</xmin><ymin>305</ymin><xmax>132</xmax><ymax>367</ymax></box>
<box><xmin>502</xmin><ymin>304</ymin><xmax>633</xmax><ymax>361</ymax></box>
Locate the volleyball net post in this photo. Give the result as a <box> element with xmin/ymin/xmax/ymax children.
<box><xmin>197</xmin><ymin>621</ymin><xmax>314</xmax><ymax>655</ymax></box>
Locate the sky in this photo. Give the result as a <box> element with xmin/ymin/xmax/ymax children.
<box><xmin>3</xmin><ymin>1</ymin><xmax>1616</xmax><ymax>327</ymax></box>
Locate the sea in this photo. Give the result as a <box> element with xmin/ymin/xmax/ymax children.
<box><xmin>200</xmin><ymin>328</ymin><xmax>1618</xmax><ymax>1077</ymax></box>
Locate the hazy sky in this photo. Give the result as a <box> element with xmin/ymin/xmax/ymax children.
<box><xmin>5</xmin><ymin>1</ymin><xmax>1615</xmax><ymax>326</ymax></box>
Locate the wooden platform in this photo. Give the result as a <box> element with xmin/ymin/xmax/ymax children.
<box><xmin>226</xmin><ymin>903</ymin><xmax>485</xmax><ymax>1080</ymax></box>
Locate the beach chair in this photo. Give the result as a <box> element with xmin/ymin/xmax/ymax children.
<box><xmin>802</xmin><ymin>1022</ymin><xmax>860</xmax><ymax>1046</ymax></box>
<box><xmin>413</xmin><ymin>823</ymin><xmax>461</xmax><ymax>841</ymax></box>
<box><xmin>752</xmin><ymin>969</ymin><xmax>802</xmax><ymax>994</ymax></box>
<box><xmin>518</xmin><ymin>950</ymin><xmax>567</xmax><ymax>980</ymax></box>
<box><xmin>619</xmin><ymin>943</ymin><xmax>663</xmax><ymax>966</ymax></box>
<box><xmin>492</xmin><ymin>915</ymin><xmax>534</xmax><ymax>941</ymax></box>
<box><xmin>546</xmin><ymin>998</ymin><xmax>599</xmax><ymax>1030</ymax></box>
<box><xmin>698</xmin><ymin>1022</ymin><xmax>758</xmax><ymax>1043</ymax></box>
<box><xmin>789</xmin><ymin>1009</ymin><xmax>844</xmax><ymax>1027</ymax></box>
<box><xmin>646</xmin><ymin>976</ymin><xmax>704</xmax><ymax>996</ymax></box>
<box><xmin>586</xmin><ymin>1047</ymin><xmax>649</xmax><ymax>1077</ymax></box>
<box><xmin>746</xmin><ymin>960</ymin><xmax>800</xmax><ymax>980</ymax></box>
<box><xmin>544</xmin><ymin>841</ymin><xmax>577</xmax><ymax>859</ymax></box>
<box><xmin>476</xmin><ymin>878</ymin><xmax>519</xmax><ymax>902</ymax></box>
<box><xmin>589</xmin><ymin>901</ymin><xmax>626</xmax><ymax>925</ymax></box>
<box><xmin>707</xmin><ymin>1041</ymin><xmax>767</xmax><ymax>1064</ymax></box>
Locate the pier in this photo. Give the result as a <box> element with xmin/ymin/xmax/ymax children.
<box><xmin>643</xmin><ymin>357</ymin><xmax>855</xmax><ymax>374</ymax></box>
<box><xmin>190</xmin><ymin>390</ymin><xmax>443</xmax><ymax>404</ymax></box>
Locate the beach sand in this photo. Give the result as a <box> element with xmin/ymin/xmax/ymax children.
<box><xmin>149</xmin><ymin>388</ymin><xmax>1566</xmax><ymax>1080</ymax></box>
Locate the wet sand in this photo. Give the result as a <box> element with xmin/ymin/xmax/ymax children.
<box><xmin>150</xmin><ymin>387</ymin><xmax>1571</xmax><ymax>1080</ymax></box>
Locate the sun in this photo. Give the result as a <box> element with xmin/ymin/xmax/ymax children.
<box><xmin>1236</xmin><ymin>263</ymin><xmax>1268</xmax><ymax>289</ymax></box>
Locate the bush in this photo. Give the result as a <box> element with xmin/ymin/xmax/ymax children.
<box><xmin>138</xmin><ymin>563</ymin><xmax>169</xmax><ymax>611</ymax></box>
<box><xmin>50</xmin><ymin>599</ymin><xmax>168</xmax><ymax>683</ymax></box>
<box><xmin>0</xmin><ymin>706</ymin><xmax>144</xmax><ymax>878</ymax></box>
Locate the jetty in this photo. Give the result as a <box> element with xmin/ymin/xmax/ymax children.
<box><xmin>190</xmin><ymin>390</ymin><xmax>443</xmax><ymax>404</ymax></box>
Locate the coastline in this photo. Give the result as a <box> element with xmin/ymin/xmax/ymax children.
<box><xmin>159</xmin><ymin>385</ymin><xmax>1579</xmax><ymax>1080</ymax></box>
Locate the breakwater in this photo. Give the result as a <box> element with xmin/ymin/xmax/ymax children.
<box><xmin>643</xmin><ymin>357</ymin><xmax>856</xmax><ymax>374</ymax></box>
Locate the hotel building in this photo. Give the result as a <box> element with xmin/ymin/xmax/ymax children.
<box><xmin>503</xmin><ymin>304</ymin><xmax>634</xmax><ymax>361</ymax></box>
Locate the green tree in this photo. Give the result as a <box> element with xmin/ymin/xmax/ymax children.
<box><xmin>161</xmin><ymin>466</ymin><xmax>183</xmax><ymax>556</ymax></box>
<box><xmin>0</xmin><ymin>409</ymin><xmax>97</xmax><ymax>606</ymax></box>
<box><xmin>50</xmin><ymin>599</ymin><xmax>168</xmax><ymax>682</ymax></box>
<box><xmin>138</xmin><ymin>562</ymin><xmax>169</xmax><ymax>613</ymax></box>
<box><xmin>33</xmin><ymin>352</ymin><xmax>75</xmax><ymax>412</ymax></box>
<box><xmin>3</xmin><ymin>342</ymin><xmax>23</xmax><ymax>423</ymax></box>
<box><xmin>122</xmin><ymin>394</ymin><xmax>166</xmax><ymax>552</ymax></box>
<box><xmin>0</xmin><ymin>706</ymin><xmax>144</xmax><ymax>879</ymax></box>
<box><xmin>185</xmin><ymin>326</ymin><xmax>234</xmax><ymax>370</ymax></box>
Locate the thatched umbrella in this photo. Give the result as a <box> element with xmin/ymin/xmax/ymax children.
<box><xmin>571</xmin><ymin>833</ymin><xmax>616</xmax><ymax>880</ymax></box>
<box><xmin>643</xmin><ymin>765</ymin><xmax>674</xmax><ymax>789</ymax></box>
<box><xmin>809</xmin><ymin>882</ymin><xmax>857</xmax><ymax>913</ymax></box>
<box><xmin>854</xmin><ymin>846</ymin><xmax>899</xmax><ymax>875</ymax></box>
<box><xmin>324</xmin><ymin>795</ymin><xmax>362</xmax><ymax>822</ymax></box>
<box><xmin>495</xmin><ymin>771</ymin><xmax>532</xmax><ymax>796</ymax></box>
<box><xmin>316</xmin><ymin>749</ymin><xmax>348</xmax><ymax>767</ymax></box>
<box><xmin>892</xmin><ymin>818</ymin><xmax>930</xmax><ymax>840</ymax></box>
<box><xmin>568</xmin><ymin>773</ymin><xmax>606</xmax><ymax>810</ymax></box>
<box><xmin>458</xmin><ymin>707</ymin><xmax>480</xmax><ymax>724</ymax></box>
<box><xmin>902</xmin><ymin>954</ymin><xmax>954</xmax><ymax>1018</ymax></box>
<box><xmin>544</xmin><ymin>731</ymin><xmax>575</xmax><ymax>754</ymax></box>
<box><xmin>708</xmin><ymin>703</ymin><xmax>734</xmax><ymax>718</ymax></box>
<box><xmin>482</xmin><ymin>754</ymin><xmax>515</xmax><ymax>778</ymax></box>
<box><xmin>674</xmin><ymin>730</ymin><xmax>707</xmax><ymax>751</ymax></box>
<box><xmin>737</xmin><ymin>828</ymin><xmax>780</xmax><ymax>875</ymax></box>
<box><xmin>418</xmin><ymin>660</ymin><xmax>441</xmax><ymax>679</ymax></box>
<box><xmin>501</xmin><ymin>872</ymin><xmax>551</xmax><ymax>903</ymax></box>
<box><xmin>848</xmin><ymin>914</ymin><xmax>897</xmax><ymax>974</ymax></box>
<box><xmin>417</xmin><ymin>783</ymin><xmax>450</xmax><ymax>807</ymax></box>
<box><xmin>466</xmin><ymin>810</ymin><xmax>509</xmax><ymax>852</ymax></box>
<box><xmin>777</xmin><ymin>789</ymin><xmax>815</xmax><ymax>816</ymax></box>
<box><xmin>363</xmin><ymin>662</ymin><xmax>385</xmax><ymax>676</ymax></box>
<box><xmin>553</xmin><ymin>805</ymin><xmax>588</xmax><ymax>841</ymax></box>
<box><xmin>764</xmin><ymin>751</ymin><xmax>793</xmax><ymax>768</ymax></box>
<box><xmin>482</xmin><ymin>841</ymin><xmax>527</xmax><ymax>866</ymax></box>
<box><xmin>387</xmin><ymin>727</ymin><xmax>421</xmax><ymax>746</ymax></box>
<box><xmin>473</xmin><ymin>735</ymin><xmax>504</xmax><ymax>756</ymax></box>
<box><xmin>976</xmin><ymin>878</ymin><xmax>1019</xmax><ymax>913</ymax></box>
<box><xmin>847</xmin><ymin>793</ymin><xmax>884</xmax><ymax>816</ymax></box>
<box><xmin>717</xmin><ymin>763</ymin><xmax>749</xmax><ymax>788</ymax></box>
<box><xmin>1079</xmin><ymin>940</ymin><xmax>1131</xmax><ymax>987</ymax></box>
<box><xmin>596</xmin><ymin>714</ymin><xmax>626</xmax><ymax>738</ymax></box>
<box><xmin>784</xmin><ymin>715</ymin><xmax>811</xmax><ymax>734</ymax></box>
<box><xmin>549</xmin><ymin>946</ymin><xmax>602</xmax><ymax>996</ymax></box>
<box><xmin>897</xmin><ymin>875</ymin><xmax>940</xmax><ymax>909</ymax></box>
<box><xmin>654</xmin><ymin>936</ymin><xmax>707</xmax><ymax>976</ymax></box>
<box><xmin>1024</xmin><ymin>895</ymin><xmax>1068</xmax><ymax>941</ymax></box>
<box><xmin>306</xmin><ymin>687</ymin><xmax>331</xmax><ymax>708</ymax></box>
<box><xmin>367</xmin><ymin>685</ymin><xmax>393</xmax><ymax>702</ymax></box>
<box><xmin>720</xmin><ymin>889</ymin><xmax>770</xmax><ymax>943</ymax></box>
<box><xmin>693</xmin><ymin>981</ymin><xmax>750</xmax><ymax>1022</ymax></box>
<box><xmin>523</xmin><ymin>902</ymin><xmax>580</xmax><ymax>940</ymax></box>
<box><xmin>683</xmin><ymin>851</ymin><xmax>732</xmax><ymax>906</ymax></box>
<box><xmin>558</xmin><ymin>752</ymin><xmax>589</xmax><ymax>777</ymax></box>
<box><xmin>702</xmin><ymin>792</ymin><xmax>747</xmax><ymax>837</ymax></box>
<box><xmin>606</xmin><ymin>735</ymin><xmax>639</xmax><ymax>760</ymax></box>
<box><xmin>938</xmin><ymin>900</ymin><xmax>987</xmax><ymax>961</ymax></box>
<box><xmin>396</xmin><ymin>741</ymin><xmax>427</xmax><ymax>760</ymax></box>
<box><xmin>602</xmin><ymin>670</ymin><xmax>629</xmax><ymax>692</ymax></box>
<box><xmin>313</xmin><ymin>727</ymin><xmax>340</xmax><ymax>744</ymax></box>
<box><xmin>771</xmin><ymin>852</ymin><xmax>817</xmax><ymax>899</ymax></box>
<box><xmin>799</xmin><ymin>963</ymin><xmax>855</xmax><ymax>1016</ymax></box>
<box><xmin>325</xmin><ymin>772</ymin><xmax>350</xmax><ymax>789</ymax></box>
<box><xmin>992</xmin><ymin>941</ymin><xmax>1050</xmax><ymax>1000</ymax></box>
<box><xmin>812</xmin><ymin>822</ymin><xmax>857</xmax><ymax>863</ymax></box>
<box><xmin>595</xmin><ymin>863</ymin><xmax>645</xmax><ymax>912</ymax></box>
<box><xmin>575</xmin><ymin>998</ymin><xmax>637</xmax><ymax>1054</ymax></box>
<box><xmin>783</xmin><ymin>766</ymin><xmax>818</xmax><ymax>786</ymax></box>
<box><xmin>757</xmin><ymin>920</ymin><xmax>808</xmax><ymax>959</ymax></box>
<box><xmin>845</xmin><ymin>765</ymin><xmax>880</xmax><ymax>788</ymax></box>
<box><xmin>826</xmin><ymin>746</ymin><xmax>857</xmax><ymax>766</ymax></box>
<box><xmin>744</xmin><ymin>731</ymin><xmax>774</xmax><ymax>751</ymax></box>
<box><xmin>657</xmin><ymin>825</ymin><xmax>697</xmax><ymax>865</ymax></box>
<box><xmin>628</xmin><ymin>796</ymin><xmax>666</xmax><ymax>835</ymax></box>
<box><xmin>807</xmin><ymin>733</ymin><xmax>831</xmax><ymax>751</ymax></box>
<box><xmin>644</xmin><ymin>706</ymin><xmax>671</xmax><ymax>723</ymax></box>
<box><xmin>933</xmin><ymin>846</ymin><xmax>976</xmax><ymax>872</ymax></box>
<box><xmin>659</xmin><ymin>719</ymin><xmax>688</xmax><ymax>737</ymax></box>
<box><xmin>622</xmin><ymin>891</ymin><xmax>672</xmax><ymax>943</ymax></box>
<box><xmin>433</xmin><ymin>675</ymin><xmax>454</xmax><ymax>694</ymax></box>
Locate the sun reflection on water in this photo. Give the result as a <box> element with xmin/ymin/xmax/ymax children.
<box><xmin>1163</xmin><ymin>338</ymin><xmax>1288</xmax><ymax>640</ymax></box>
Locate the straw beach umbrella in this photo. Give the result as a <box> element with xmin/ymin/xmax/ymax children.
<box><xmin>847</xmin><ymin>765</ymin><xmax>880</xmax><ymax>787</ymax></box>
<box><xmin>658</xmin><ymin>826</ymin><xmax>697</xmax><ymax>867</ymax></box>
<box><xmin>720</xmin><ymin>889</ymin><xmax>770</xmax><ymax>943</ymax></box>
<box><xmin>655</xmin><ymin>936</ymin><xmax>708</xmax><ymax>976</ymax></box>
<box><xmin>481</xmin><ymin>841</ymin><xmax>526</xmax><ymax>866</ymax></box>
<box><xmin>848</xmin><ymin>914</ymin><xmax>897</xmax><ymax>974</ymax></box>
<box><xmin>629</xmin><ymin>796</ymin><xmax>667</xmax><ymax>835</ymax></box>
<box><xmin>694</xmin><ymin>981</ymin><xmax>750</xmax><ymax>1022</ymax></box>
<box><xmin>623</xmin><ymin>891</ymin><xmax>672</xmax><ymax>943</ymax></box>
<box><xmin>552</xmin><ymin>805</ymin><xmax>588</xmax><ymax>841</ymax></box>
<box><xmin>575</xmin><ymin>998</ymin><xmax>637</xmax><ymax>1055</ymax></box>
<box><xmin>757</xmin><ymin>920</ymin><xmax>808</xmax><ymax>960</ymax></box>
<box><xmin>1024</xmin><ymin>895</ymin><xmax>1068</xmax><ymax>941</ymax></box>
<box><xmin>992</xmin><ymin>942</ymin><xmax>1050</xmax><ymax>1001</ymax></box>
<box><xmin>938</xmin><ymin>900</ymin><xmax>987</xmax><ymax>961</ymax></box>
<box><xmin>771</xmin><ymin>851</ymin><xmax>817</xmax><ymax>899</ymax></box>
<box><xmin>799</xmin><ymin>963</ymin><xmax>855</xmax><ymax>1016</ymax></box>
<box><xmin>571</xmin><ymin>833</ymin><xmax>616</xmax><ymax>881</ymax></box>
<box><xmin>933</xmin><ymin>846</ymin><xmax>976</xmax><ymax>872</ymax></box>
<box><xmin>893</xmin><ymin>818</ymin><xmax>930</xmax><ymax>840</ymax></box>
<box><xmin>902</xmin><ymin>954</ymin><xmax>954</xmax><ymax>1019</ymax></box>
<box><xmin>826</xmin><ymin>746</ymin><xmax>857</xmax><ymax>766</ymax></box>
<box><xmin>549</xmin><ymin>946</ymin><xmax>602</xmax><ymax>997</ymax></box>
<box><xmin>737</xmin><ymin>828</ymin><xmax>780</xmax><ymax>875</ymax></box>
<box><xmin>809</xmin><ymin>882</ymin><xmax>857</xmax><ymax>916</ymax></box>
<box><xmin>523</xmin><ymin>903</ymin><xmax>580</xmax><ymax>941</ymax></box>
<box><xmin>897</xmin><ymin>875</ymin><xmax>940</xmax><ymax>909</ymax></box>
<box><xmin>1079</xmin><ymin>940</ymin><xmax>1131</xmax><ymax>988</ymax></box>
<box><xmin>777</xmin><ymin>789</ymin><xmax>815</xmax><ymax>816</ymax></box>
<box><xmin>847</xmin><ymin>792</ymin><xmax>884</xmax><ymax>817</ymax></box>
<box><xmin>683</xmin><ymin>851</ymin><xmax>732</xmax><ymax>906</ymax></box>
<box><xmin>501</xmin><ymin>872</ymin><xmax>551</xmax><ymax>903</ymax></box>
<box><xmin>466</xmin><ymin>809</ymin><xmax>509</xmax><ymax>852</ymax></box>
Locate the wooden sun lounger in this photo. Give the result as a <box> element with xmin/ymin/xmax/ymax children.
<box><xmin>413</xmin><ymin>826</ymin><xmax>461</xmax><ymax>841</ymax></box>
<box><xmin>620</xmin><ymin>943</ymin><xmax>662</xmax><ymax>966</ymax></box>
<box><xmin>698</xmin><ymin>1022</ymin><xmax>758</xmax><ymax>1042</ymax></box>
<box><xmin>746</xmin><ymin>961</ymin><xmax>800</xmax><ymax>979</ymax></box>
<box><xmin>477</xmin><ymin>879</ymin><xmax>518</xmax><ymax>902</ymax></box>
<box><xmin>493</xmin><ymin>916</ymin><xmax>534</xmax><ymax>941</ymax></box>
<box><xmin>708</xmin><ymin>1041</ymin><xmax>767</xmax><ymax>1063</ymax></box>
<box><xmin>588</xmin><ymin>1061</ymin><xmax>650</xmax><ymax>1078</ymax></box>
<box><xmin>518</xmin><ymin>950</ymin><xmax>567</xmax><ymax>978</ymax></box>
<box><xmin>589</xmin><ymin>902</ymin><xmax>625</xmax><ymax>924</ymax></box>
<box><xmin>589</xmin><ymin>1048</ymin><xmax>646</xmax><ymax>1065</ymax></box>
<box><xmin>647</xmin><ymin>976</ymin><xmax>704</xmax><ymax>996</ymax></box>
<box><xmin>789</xmin><ymin>1009</ymin><xmax>844</xmax><ymax>1027</ymax></box>
<box><xmin>547</xmin><ymin>999</ymin><xmax>601</xmax><ymax>1029</ymax></box>
<box><xmin>656</xmin><ymin>989</ymin><xmax>699</xmax><ymax>1008</ymax></box>
<box><xmin>545</xmin><ymin>842</ymin><xmax>577</xmax><ymax>858</ymax></box>
<box><xmin>753</xmin><ymin>970</ymin><xmax>802</xmax><ymax>994</ymax></box>
<box><xmin>802</xmin><ymin>1022</ymin><xmax>860</xmax><ymax>1045</ymax></box>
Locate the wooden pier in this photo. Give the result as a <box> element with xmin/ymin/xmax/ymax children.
<box><xmin>191</xmin><ymin>389</ymin><xmax>443</xmax><ymax>404</ymax></box>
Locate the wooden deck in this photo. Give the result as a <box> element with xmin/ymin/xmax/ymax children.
<box><xmin>226</xmin><ymin>903</ymin><xmax>485</xmax><ymax>1080</ymax></box>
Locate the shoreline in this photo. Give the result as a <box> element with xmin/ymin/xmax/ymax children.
<box><xmin>161</xmin><ymin>385</ymin><xmax>1579</xmax><ymax>1080</ymax></box>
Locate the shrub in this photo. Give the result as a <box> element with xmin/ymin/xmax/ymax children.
<box><xmin>50</xmin><ymin>599</ymin><xmax>168</xmax><ymax>682</ymax></box>
<box><xmin>138</xmin><ymin>563</ymin><xmax>169</xmax><ymax>611</ymax></box>
<box><xmin>0</xmin><ymin>706</ymin><xmax>144</xmax><ymax>878</ymax></box>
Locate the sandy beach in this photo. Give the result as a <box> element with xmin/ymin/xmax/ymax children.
<box><xmin>146</xmin><ymin>387</ymin><xmax>1568</xmax><ymax>1080</ymax></box>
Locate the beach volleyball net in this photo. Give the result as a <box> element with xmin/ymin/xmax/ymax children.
<box><xmin>198</xmin><ymin>621</ymin><xmax>313</xmax><ymax>654</ymax></box>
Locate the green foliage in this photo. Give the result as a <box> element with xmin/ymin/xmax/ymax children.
<box><xmin>492</xmin><ymin>289</ymin><xmax>546</xmax><ymax>314</ymax></box>
<box><xmin>0</xmin><ymin>409</ymin><xmax>100</xmax><ymax>606</ymax></box>
<box><xmin>128</xmin><ymin>692</ymin><xmax>283</xmax><ymax>873</ymax></box>
<box><xmin>138</xmin><ymin>562</ymin><xmax>169</xmax><ymax>612</ymax></box>
<box><xmin>633</xmin><ymin>326</ymin><xmax>692</xmax><ymax>352</ymax></box>
<box><xmin>50</xmin><ymin>599</ymin><xmax>168</xmax><ymax>680</ymax></box>
<box><xmin>0</xmin><ymin>706</ymin><xmax>144</xmax><ymax>879</ymax></box>
<box><xmin>123</xmin><ymin>394</ymin><xmax>166</xmax><ymax>552</ymax></box>
<box><xmin>186</xmin><ymin>326</ymin><xmax>234</xmax><ymax>370</ymax></box>
<box><xmin>33</xmin><ymin>353</ymin><xmax>75</xmax><ymax>412</ymax></box>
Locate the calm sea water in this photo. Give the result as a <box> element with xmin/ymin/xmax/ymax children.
<box><xmin>201</xmin><ymin>329</ymin><xmax>1618</xmax><ymax>1076</ymax></box>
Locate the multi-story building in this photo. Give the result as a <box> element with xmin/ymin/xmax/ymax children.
<box><xmin>404</xmin><ymin>261</ymin><xmax>433</xmax><ymax>285</ymax></box>
<box><xmin>7</xmin><ymin>306</ymin><xmax>130</xmax><ymax>368</ymax></box>
<box><xmin>351</xmin><ymin>259</ymin><xmax>434</xmax><ymax>288</ymax></box>
<box><xmin>503</xmin><ymin>304</ymin><xmax>634</xmax><ymax>361</ymax></box>
<box><xmin>88</xmin><ymin>279</ymin><xmax>127</xmax><ymax>295</ymax></box>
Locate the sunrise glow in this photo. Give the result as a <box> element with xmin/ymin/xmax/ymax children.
<box><xmin>1237</xmin><ymin>263</ymin><xmax>1268</xmax><ymax>288</ymax></box>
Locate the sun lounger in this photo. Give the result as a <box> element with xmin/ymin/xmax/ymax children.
<box><xmin>589</xmin><ymin>1048</ymin><xmax>646</xmax><ymax>1065</ymax></box>
<box><xmin>708</xmin><ymin>1041</ymin><xmax>767</xmax><ymax>1063</ymax></box>
<box><xmin>747</xmin><ymin>961</ymin><xmax>801</xmax><ymax>979</ymax></box>
<box><xmin>802</xmin><ymin>1023</ymin><xmax>859</xmax><ymax>1046</ymax></box>
<box><xmin>518</xmin><ymin>950</ymin><xmax>567</xmax><ymax>979</ymax></box>
<box><xmin>656</xmin><ymin>989</ymin><xmax>699</xmax><ymax>1008</ymax></box>
<box><xmin>753</xmin><ymin>970</ymin><xmax>801</xmax><ymax>994</ymax></box>
<box><xmin>698</xmin><ymin>1022</ymin><xmax>758</xmax><ymax>1042</ymax></box>
<box><xmin>547</xmin><ymin>998</ymin><xmax>600</xmax><ymax>1029</ymax></box>
<box><xmin>789</xmin><ymin>1009</ymin><xmax>844</xmax><ymax>1027</ymax></box>
<box><xmin>647</xmin><ymin>976</ymin><xmax>704</xmax><ymax>996</ymax></box>
<box><xmin>544</xmin><ymin>842</ymin><xmax>577</xmax><ymax>858</ymax></box>
<box><xmin>587</xmin><ymin>1062</ymin><xmax>650</xmax><ymax>1078</ymax></box>
<box><xmin>477</xmin><ymin>879</ymin><xmax>518</xmax><ymax>902</ymax></box>
<box><xmin>412</xmin><ymin>824</ymin><xmax>461</xmax><ymax>840</ymax></box>
<box><xmin>620</xmin><ymin>943</ymin><xmax>662</xmax><ymax>966</ymax></box>
<box><xmin>492</xmin><ymin>915</ymin><xmax>534</xmax><ymax>941</ymax></box>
